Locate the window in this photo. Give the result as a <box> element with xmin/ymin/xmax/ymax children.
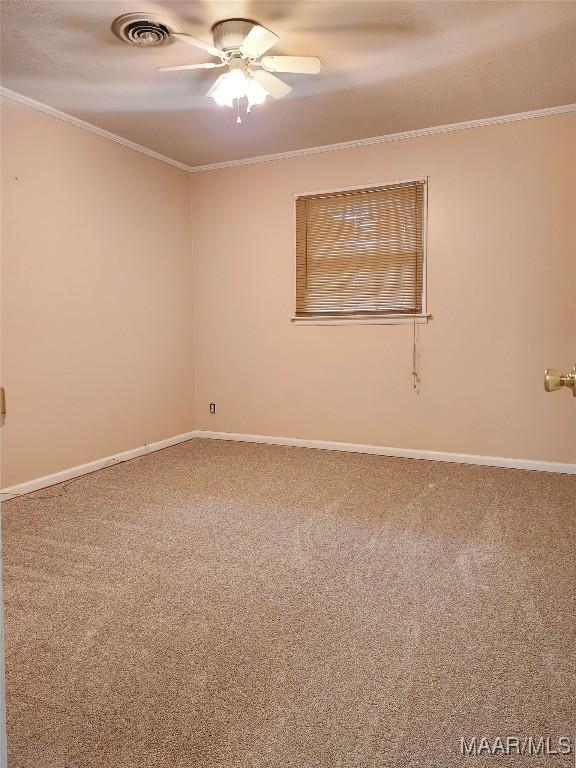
<box><xmin>295</xmin><ymin>179</ymin><xmax>427</xmax><ymax>323</ymax></box>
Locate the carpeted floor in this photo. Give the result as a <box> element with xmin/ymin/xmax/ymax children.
<box><xmin>2</xmin><ymin>438</ymin><xmax>575</xmax><ymax>767</ymax></box>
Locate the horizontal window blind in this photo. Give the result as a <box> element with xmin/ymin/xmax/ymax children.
<box><xmin>296</xmin><ymin>180</ymin><xmax>425</xmax><ymax>317</ymax></box>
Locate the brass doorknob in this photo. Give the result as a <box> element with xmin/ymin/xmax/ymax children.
<box><xmin>544</xmin><ymin>365</ymin><xmax>576</xmax><ymax>396</ymax></box>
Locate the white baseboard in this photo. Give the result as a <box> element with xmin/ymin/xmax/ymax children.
<box><xmin>0</xmin><ymin>431</ymin><xmax>196</xmax><ymax>500</ymax></box>
<box><xmin>2</xmin><ymin>427</ymin><xmax>574</xmax><ymax>499</ymax></box>
<box><xmin>193</xmin><ymin>430</ymin><xmax>576</xmax><ymax>475</ymax></box>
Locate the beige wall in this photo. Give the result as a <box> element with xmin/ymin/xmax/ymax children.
<box><xmin>1</xmin><ymin>98</ymin><xmax>194</xmax><ymax>486</ymax></box>
<box><xmin>190</xmin><ymin>113</ymin><xmax>576</xmax><ymax>464</ymax></box>
<box><xmin>2</xmin><ymin>104</ymin><xmax>574</xmax><ymax>488</ymax></box>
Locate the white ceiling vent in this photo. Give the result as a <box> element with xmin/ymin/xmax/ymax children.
<box><xmin>111</xmin><ymin>13</ymin><xmax>173</xmax><ymax>47</ymax></box>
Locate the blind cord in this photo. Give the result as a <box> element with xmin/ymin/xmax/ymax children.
<box><xmin>412</xmin><ymin>315</ymin><xmax>421</xmax><ymax>394</ymax></box>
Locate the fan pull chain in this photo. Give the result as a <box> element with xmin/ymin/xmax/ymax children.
<box><xmin>236</xmin><ymin>99</ymin><xmax>242</xmax><ymax>124</ymax></box>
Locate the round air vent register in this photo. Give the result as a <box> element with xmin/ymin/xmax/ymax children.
<box><xmin>111</xmin><ymin>13</ymin><xmax>173</xmax><ymax>47</ymax></box>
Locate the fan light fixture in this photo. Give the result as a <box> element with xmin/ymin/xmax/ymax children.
<box><xmin>160</xmin><ymin>16</ymin><xmax>321</xmax><ymax>123</ymax></box>
<box><xmin>211</xmin><ymin>69</ymin><xmax>267</xmax><ymax>108</ymax></box>
<box><xmin>209</xmin><ymin>63</ymin><xmax>269</xmax><ymax>121</ymax></box>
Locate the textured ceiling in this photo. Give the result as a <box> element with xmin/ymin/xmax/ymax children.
<box><xmin>1</xmin><ymin>1</ymin><xmax>575</xmax><ymax>168</ymax></box>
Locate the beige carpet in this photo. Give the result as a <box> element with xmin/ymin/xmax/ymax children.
<box><xmin>2</xmin><ymin>439</ymin><xmax>575</xmax><ymax>767</ymax></box>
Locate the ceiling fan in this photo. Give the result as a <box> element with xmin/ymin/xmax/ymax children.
<box><xmin>112</xmin><ymin>15</ymin><xmax>321</xmax><ymax>123</ymax></box>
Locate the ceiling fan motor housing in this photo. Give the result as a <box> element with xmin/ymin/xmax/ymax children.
<box><xmin>212</xmin><ymin>19</ymin><xmax>257</xmax><ymax>53</ymax></box>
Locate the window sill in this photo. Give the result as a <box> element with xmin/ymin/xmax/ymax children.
<box><xmin>291</xmin><ymin>314</ymin><xmax>431</xmax><ymax>326</ymax></box>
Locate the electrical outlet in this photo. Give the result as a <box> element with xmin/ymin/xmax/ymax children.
<box><xmin>209</xmin><ymin>403</ymin><xmax>216</xmax><ymax>414</ymax></box>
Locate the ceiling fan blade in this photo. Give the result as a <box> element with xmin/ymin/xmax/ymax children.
<box><xmin>171</xmin><ymin>32</ymin><xmax>224</xmax><ymax>59</ymax></box>
<box><xmin>252</xmin><ymin>70</ymin><xmax>292</xmax><ymax>99</ymax></box>
<box><xmin>206</xmin><ymin>74</ymin><xmax>226</xmax><ymax>98</ymax></box>
<box><xmin>261</xmin><ymin>56</ymin><xmax>321</xmax><ymax>75</ymax></box>
<box><xmin>240</xmin><ymin>25</ymin><xmax>279</xmax><ymax>58</ymax></box>
<box><xmin>157</xmin><ymin>62</ymin><xmax>224</xmax><ymax>72</ymax></box>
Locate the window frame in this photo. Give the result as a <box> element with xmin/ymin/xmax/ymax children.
<box><xmin>292</xmin><ymin>176</ymin><xmax>429</xmax><ymax>326</ymax></box>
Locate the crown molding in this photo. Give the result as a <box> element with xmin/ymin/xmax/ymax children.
<box><xmin>189</xmin><ymin>103</ymin><xmax>576</xmax><ymax>173</ymax></box>
<box><xmin>2</xmin><ymin>86</ymin><xmax>574</xmax><ymax>175</ymax></box>
<box><xmin>0</xmin><ymin>86</ymin><xmax>192</xmax><ymax>172</ymax></box>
